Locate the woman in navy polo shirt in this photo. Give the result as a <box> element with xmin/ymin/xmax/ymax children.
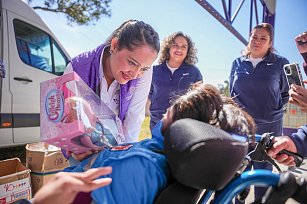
<box><xmin>148</xmin><ymin>31</ymin><xmax>203</xmax><ymax>131</ymax></box>
<box><xmin>229</xmin><ymin>23</ymin><xmax>290</xmax><ymax>202</ymax></box>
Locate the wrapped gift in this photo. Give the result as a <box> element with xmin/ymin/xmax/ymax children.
<box><xmin>40</xmin><ymin>72</ymin><xmax>125</xmax><ymax>154</ymax></box>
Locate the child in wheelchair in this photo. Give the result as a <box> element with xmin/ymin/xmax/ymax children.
<box><xmin>64</xmin><ymin>82</ymin><xmax>257</xmax><ymax>204</ymax></box>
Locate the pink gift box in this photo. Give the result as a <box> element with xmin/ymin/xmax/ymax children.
<box><xmin>40</xmin><ymin>72</ymin><xmax>124</xmax><ymax>154</ymax></box>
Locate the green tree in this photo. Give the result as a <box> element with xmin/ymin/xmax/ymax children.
<box><xmin>27</xmin><ymin>0</ymin><xmax>112</xmax><ymax>26</ymax></box>
<box><xmin>218</xmin><ymin>80</ymin><xmax>229</xmax><ymax>96</ymax></box>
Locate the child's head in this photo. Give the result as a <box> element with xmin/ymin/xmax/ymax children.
<box><xmin>162</xmin><ymin>83</ymin><xmax>255</xmax><ymax>137</ymax></box>
<box><xmin>163</xmin><ymin>83</ymin><xmax>254</xmax><ymax>191</ymax></box>
<box><xmin>219</xmin><ymin>96</ymin><xmax>256</xmax><ymax>137</ymax></box>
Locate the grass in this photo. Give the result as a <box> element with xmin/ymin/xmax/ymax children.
<box><xmin>139</xmin><ymin>116</ymin><xmax>152</xmax><ymax>141</ymax></box>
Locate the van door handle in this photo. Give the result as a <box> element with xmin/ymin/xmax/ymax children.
<box><xmin>13</xmin><ymin>77</ymin><xmax>33</xmax><ymax>82</ymax></box>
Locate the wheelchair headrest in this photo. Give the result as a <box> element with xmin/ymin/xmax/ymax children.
<box><xmin>164</xmin><ymin>118</ymin><xmax>248</xmax><ymax>190</ymax></box>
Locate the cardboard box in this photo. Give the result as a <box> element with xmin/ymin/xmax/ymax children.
<box><xmin>40</xmin><ymin>72</ymin><xmax>123</xmax><ymax>154</ymax></box>
<box><xmin>26</xmin><ymin>142</ymin><xmax>69</xmax><ymax>195</ymax></box>
<box><xmin>0</xmin><ymin>158</ymin><xmax>31</xmax><ymax>204</ymax></box>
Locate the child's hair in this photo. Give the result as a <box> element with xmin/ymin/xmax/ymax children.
<box><xmin>171</xmin><ymin>83</ymin><xmax>222</xmax><ymax>126</ymax></box>
<box><xmin>164</xmin><ymin>82</ymin><xmax>255</xmax><ymax>138</ymax></box>
<box><xmin>105</xmin><ymin>19</ymin><xmax>160</xmax><ymax>53</ymax></box>
<box><xmin>219</xmin><ymin>96</ymin><xmax>256</xmax><ymax>137</ymax></box>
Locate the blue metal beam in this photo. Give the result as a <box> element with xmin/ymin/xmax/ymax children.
<box><xmin>195</xmin><ymin>0</ymin><xmax>276</xmax><ymax>45</ymax></box>
<box><xmin>231</xmin><ymin>0</ymin><xmax>245</xmax><ymax>24</ymax></box>
<box><xmin>195</xmin><ymin>0</ymin><xmax>248</xmax><ymax>45</ymax></box>
<box><xmin>262</xmin><ymin>0</ymin><xmax>276</xmax><ymax>27</ymax></box>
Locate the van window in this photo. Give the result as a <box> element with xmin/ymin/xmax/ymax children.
<box><xmin>53</xmin><ymin>42</ymin><xmax>68</xmax><ymax>74</ymax></box>
<box><xmin>13</xmin><ymin>19</ymin><xmax>68</xmax><ymax>75</ymax></box>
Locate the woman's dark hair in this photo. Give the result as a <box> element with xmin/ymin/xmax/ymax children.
<box><xmin>242</xmin><ymin>23</ymin><xmax>275</xmax><ymax>57</ymax></box>
<box><xmin>105</xmin><ymin>19</ymin><xmax>160</xmax><ymax>53</ymax></box>
<box><xmin>158</xmin><ymin>31</ymin><xmax>198</xmax><ymax>65</ymax></box>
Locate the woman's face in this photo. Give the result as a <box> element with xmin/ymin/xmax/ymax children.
<box><xmin>248</xmin><ymin>28</ymin><xmax>272</xmax><ymax>58</ymax></box>
<box><xmin>109</xmin><ymin>39</ymin><xmax>158</xmax><ymax>84</ymax></box>
<box><xmin>169</xmin><ymin>36</ymin><xmax>188</xmax><ymax>64</ymax></box>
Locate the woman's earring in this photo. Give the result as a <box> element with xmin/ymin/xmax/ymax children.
<box><xmin>109</xmin><ymin>50</ymin><xmax>113</xmax><ymax>54</ymax></box>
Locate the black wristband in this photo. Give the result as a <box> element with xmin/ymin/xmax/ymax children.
<box><xmin>301</xmin><ymin>52</ymin><xmax>307</xmax><ymax>64</ymax></box>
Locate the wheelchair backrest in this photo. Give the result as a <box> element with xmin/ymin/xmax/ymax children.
<box><xmin>164</xmin><ymin>118</ymin><xmax>249</xmax><ymax>190</ymax></box>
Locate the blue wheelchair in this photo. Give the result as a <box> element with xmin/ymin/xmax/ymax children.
<box><xmin>155</xmin><ymin>118</ymin><xmax>306</xmax><ymax>204</ymax></box>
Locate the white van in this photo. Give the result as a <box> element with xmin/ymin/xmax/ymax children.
<box><xmin>0</xmin><ymin>0</ymin><xmax>70</xmax><ymax>147</ymax></box>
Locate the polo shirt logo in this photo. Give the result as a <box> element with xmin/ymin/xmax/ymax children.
<box><xmin>125</xmin><ymin>87</ymin><xmax>136</xmax><ymax>101</ymax></box>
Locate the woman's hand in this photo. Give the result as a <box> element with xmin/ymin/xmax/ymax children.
<box><xmin>289</xmin><ymin>84</ymin><xmax>307</xmax><ymax>113</ymax></box>
<box><xmin>295</xmin><ymin>32</ymin><xmax>307</xmax><ymax>54</ymax></box>
<box><xmin>267</xmin><ymin>136</ymin><xmax>297</xmax><ymax>166</ymax></box>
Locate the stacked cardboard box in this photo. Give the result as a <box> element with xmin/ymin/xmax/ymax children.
<box><xmin>0</xmin><ymin>158</ymin><xmax>31</xmax><ymax>203</ymax></box>
<box><xmin>26</xmin><ymin>142</ymin><xmax>69</xmax><ymax>195</ymax></box>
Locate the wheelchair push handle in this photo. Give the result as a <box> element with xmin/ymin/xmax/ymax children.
<box><xmin>264</xmin><ymin>134</ymin><xmax>304</xmax><ymax>168</ymax></box>
<box><xmin>278</xmin><ymin>149</ymin><xmax>304</xmax><ymax>167</ymax></box>
<box><xmin>249</xmin><ymin>133</ymin><xmax>303</xmax><ymax>171</ymax></box>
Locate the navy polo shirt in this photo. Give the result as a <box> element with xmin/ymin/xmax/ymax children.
<box><xmin>229</xmin><ymin>53</ymin><xmax>289</xmax><ymax>125</ymax></box>
<box><xmin>149</xmin><ymin>62</ymin><xmax>203</xmax><ymax>130</ymax></box>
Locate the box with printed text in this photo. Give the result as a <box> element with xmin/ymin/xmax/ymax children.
<box><xmin>0</xmin><ymin>158</ymin><xmax>31</xmax><ymax>204</ymax></box>
<box><xmin>40</xmin><ymin>72</ymin><xmax>124</xmax><ymax>154</ymax></box>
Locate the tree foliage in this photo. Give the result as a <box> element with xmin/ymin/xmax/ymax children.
<box><xmin>218</xmin><ymin>80</ymin><xmax>230</xmax><ymax>96</ymax></box>
<box><xmin>27</xmin><ymin>0</ymin><xmax>112</xmax><ymax>26</ymax></box>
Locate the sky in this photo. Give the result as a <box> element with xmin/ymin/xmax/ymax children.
<box><xmin>34</xmin><ymin>0</ymin><xmax>307</xmax><ymax>87</ymax></box>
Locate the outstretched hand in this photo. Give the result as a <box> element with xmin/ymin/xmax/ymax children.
<box><xmin>33</xmin><ymin>167</ymin><xmax>112</xmax><ymax>204</ymax></box>
<box><xmin>289</xmin><ymin>84</ymin><xmax>307</xmax><ymax>113</ymax></box>
<box><xmin>267</xmin><ymin>136</ymin><xmax>297</xmax><ymax>166</ymax></box>
<box><xmin>295</xmin><ymin>31</ymin><xmax>307</xmax><ymax>54</ymax></box>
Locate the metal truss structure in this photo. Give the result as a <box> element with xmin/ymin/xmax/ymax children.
<box><xmin>195</xmin><ymin>0</ymin><xmax>276</xmax><ymax>45</ymax></box>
